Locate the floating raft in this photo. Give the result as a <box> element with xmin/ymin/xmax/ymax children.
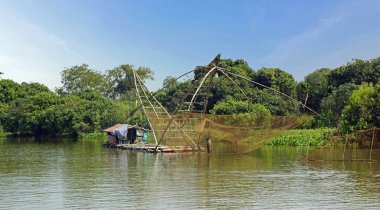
<box><xmin>114</xmin><ymin>143</ymin><xmax>195</xmax><ymax>153</ymax></box>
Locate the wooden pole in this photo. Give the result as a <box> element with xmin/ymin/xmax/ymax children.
<box><xmin>207</xmin><ymin>138</ymin><xmax>212</xmax><ymax>154</ymax></box>
<box><xmin>370</xmin><ymin>127</ymin><xmax>375</xmax><ymax>161</ymax></box>
<box><xmin>342</xmin><ymin>133</ymin><xmax>348</xmax><ymax>161</ymax></box>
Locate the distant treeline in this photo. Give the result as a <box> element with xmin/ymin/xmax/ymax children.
<box><xmin>0</xmin><ymin>64</ymin><xmax>152</xmax><ymax>137</ymax></box>
<box><xmin>0</xmin><ymin>57</ymin><xmax>379</xmax><ymax>136</ymax></box>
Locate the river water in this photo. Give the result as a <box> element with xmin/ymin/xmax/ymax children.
<box><xmin>0</xmin><ymin>138</ymin><xmax>379</xmax><ymax>209</ymax></box>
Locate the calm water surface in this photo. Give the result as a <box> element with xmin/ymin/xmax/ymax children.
<box><xmin>0</xmin><ymin>138</ymin><xmax>379</xmax><ymax>209</ymax></box>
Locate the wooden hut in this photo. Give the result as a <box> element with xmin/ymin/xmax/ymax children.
<box><xmin>103</xmin><ymin>124</ymin><xmax>144</xmax><ymax>145</ymax></box>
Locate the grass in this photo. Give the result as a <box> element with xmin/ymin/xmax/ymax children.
<box><xmin>268</xmin><ymin>128</ymin><xmax>336</xmax><ymax>146</ymax></box>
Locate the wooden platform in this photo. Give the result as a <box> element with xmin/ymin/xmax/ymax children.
<box><xmin>114</xmin><ymin>143</ymin><xmax>195</xmax><ymax>153</ymax></box>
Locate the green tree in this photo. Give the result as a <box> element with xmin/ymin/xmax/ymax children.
<box><xmin>254</xmin><ymin>68</ymin><xmax>297</xmax><ymax>96</ymax></box>
<box><xmin>0</xmin><ymin>102</ymin><xmax>8</xmax><ymax>132</ymax></box>
<box><xmin>0</xmin><ymin>79</ymin><xmax>24</xmax><ymax>104</ymax></box>
<box><xmin>106</xmin><ymin>64</ymin><xmax>153</xmax><ymax>100</ymax></box>
<box><xmin>41</xmin><ymin>95</ymin><xmax>98</xmax><ymax>136</ymax></box>
<box><xmin>320</xmin><ymin>83</ymin><xmax>357</xmax><ymax>126</ymax></box>
<box><xmin>210</xmin><ymin>96</ymin><xmax>265</xmax><ymax>115</ymax></box>
<box><xmin>57</xmin><ymin>64</ymin><xmax>109</xmax><ymax>96</ymax></box>
<box><xmin>0</xmin><ymin>80</ymin><xmax>59</xmax><ymax>135</ymax></box>
<box><xmin>71</xmin><ymin>89</ymin><xmax>104</xmax><ymax>101</ymax></box>
<box><xmin>156</xmin><ymin>80</ymin><xmax>193</xmax><ymax>113</ymax></box>
<box><xmin>249</xmin><ymin>89</ymin><xmax>300</xmax><ymax>116</ymax></box>
<box><xmin>162</xmin><ymin>76</ymin><xmax>178</xmax><ymax>88</ymax></box>
<box><xmin>297</xmin><ymin>68</ymin><xmax>330</xmax><ymax>112</ymax></box>
<box><xmin>21</xmin><ymin>82</ymin><xmax>51</xmax><ymax>96</ymax></box>
<box><xmin>370</xmin><ymin>57</ymin><xmax>380</xmax><ymax>80</ymax></box>
<box><xmin>193</xmin><ymin>58</ymin><xmax>255</xmax><ymax>112</ymax></box>
<box><xmin>218</xmin><ymin>58</ymin><xmax>255</xmax><ymax>78</ymax></box>
<box><xmin>157</xmin><ymin>58</ymin><xmax>301</xmax><ymax>116</ymax></box>
<box><xmin>340</xmin><ymin>83</ymin><xmax>379</xmax><ymax>132</ymax></box>
<box><xmin>0</xmin><ymin>77</ymin><xmax>150</xmax><ymax>136</ymax></box>
<box><xmin>2</xmin><ymin>92</ymin><xmax>60</xmax><ymax>135</ymax></box>
<box><xmin>327</xmin><ymin>58</ymin><xmax>380</xmax><ymax>88</ymax></box>
<box><xmin>210</xmin><ymin>97</ymin><xmax>271</xmax><ymax>126</ymax></box>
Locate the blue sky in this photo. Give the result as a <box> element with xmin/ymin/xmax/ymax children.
<box><xmin>1</xmin><ymin>0</ymin><xmax>380</xmax><ymax>90</ymax></box>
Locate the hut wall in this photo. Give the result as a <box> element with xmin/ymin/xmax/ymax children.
<box><xmin>108</xmin><ymin>135</ymin><xmax>117</xmax><ymax>144</ymax></box>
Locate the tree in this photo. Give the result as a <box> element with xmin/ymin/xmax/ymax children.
<box><xmin>2</xmin><ymin>92</ymin><xmax>60</xmax><ymax>135</ymax></box>
<box><xmin>218</xmin><ymin>58</ymin><xmax>255</xmax><ymax>78</ymax></box>
<box><xmin>370</xmin><ymin>57</ymin><xmax>380</xmax><ymax>80</ymax></box>
<box><xmin>57</xmin><ymin>64</ymin><xmax>109</xmax><ymax>96</ymax></box>
<box><xmin>210</xmin><ymin>96</ymin><xmax>271</xmax><ymax>126</ymax></box>
<box><xmin>0</xmin><ymin>79</ymin><xmax>23</xmax><ymax>104</ymax></box>
<box><xmin>157</xmin><ymin>58</ymin><xmax>301</xmax><ymax>116</ymax></box>
<box><xmin>210</xmin><ymin>96</ymin><xmax>267</xmax><ymax>115</ymax></box>
<box><xmin>249</xmin><ymin>89</ymin><xmax>300</xmax><ymax>116</ymax></box>
<box><xmin>162</xmin><ymin>76</ymin><xmax>178</xmax><ymax>88</ymax></box>
<box><xmin>21</xmin><ymin>82</ymin><xmax>51</xmax><ymax>96</ymax></box>
<box><xmin>106</xmin><ymin>64</ymin><xmax>153</xmax><ymax>100</ymax></box>
<box><xmin>0</xmin><ymin>77</ymin><xmax>150</xmax><ymax>136</ymax></box>
<box><xmin>194</xmin><ymin>58</ymin><xmax>254</xmax><ymax>84</ymax></box>
<box><xmin>254</xmin><ymin>68</ymin><xmax>297</xmax><ymax>96</ymax></box>
<box><xmin>328</xmin><ymin>59</ymin><xmax>375</xmax><ymax>88</ymax></box>
<box><xmin>320</xmin><ymin>83</ymin><xmax>357</xmax><ymax>126</ymax></box>
<box><xmin>0</xmin><ymin>80</ymin><xmax>58</xmax><ymax>135</ymax></box>
<box><xmin>340</xmin><ymin>83</ymin><xmax>379</xmax><ymax>132</ymax></box>
<box><xmin>0</xmin><ymin>102</ymin><xmax>8</xmax><ymax>132</ymax></box>
<box><xmin>297</xmin><ymin>68</ymin><xmax>330</xmax><ymax>112</ymax></box>
<box><xmin>192</xmin><ymin>58</ymin><xmax>255</xmax><ymax>112</ymax></box>
<box><xmin>207</xmin><ymin>75</ymin><xmax>247</xmax><ymax>111</ymax></box>
<box><xmin>156</xmin><ymin>80</ymin><xmax>193</xmax><ymax>113</ymax></box>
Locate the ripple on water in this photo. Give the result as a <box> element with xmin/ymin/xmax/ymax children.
<box><xmin>0</xmin><ymin>140</ymin><xmax>380</xmax><ymax>209</ymax></box>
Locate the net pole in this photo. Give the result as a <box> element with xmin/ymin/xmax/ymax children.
<box><xmin>370</xmin><ymin>127</ymin><xmax>375</xmax><ymax>160</ymax></box>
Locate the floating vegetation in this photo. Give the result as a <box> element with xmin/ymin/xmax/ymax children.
<box><xmin>268</xmin><ymin>129</ymin><xmax>335</xmax><ymax>146</ymax></box>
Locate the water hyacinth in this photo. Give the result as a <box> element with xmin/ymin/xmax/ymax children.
<box><xmin>268</xmin><ymin>129</ymin><xmax>335</xmax><ymax>146</ymax></box>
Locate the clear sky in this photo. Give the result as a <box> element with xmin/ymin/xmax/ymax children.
<box><xmin>1</xmin><ymin>0</ymin><xmax>380</xmax><ymax>90</ymax></box>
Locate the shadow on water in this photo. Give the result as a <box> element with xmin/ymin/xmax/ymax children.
<box><xmin>0</xmin><ymin>136</ymin><xmax>78</xmax><ymax>144</ymax></box>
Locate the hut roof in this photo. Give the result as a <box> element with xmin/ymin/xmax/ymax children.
<box><xmin>103</xmin><ymin>123</ymin><xmax>146</xmax><ymax>133</ymax></box>
<box><xmin>103</xmin><ymin>124</ymin><xmax>125</xmax><ymax>132</ymax></box>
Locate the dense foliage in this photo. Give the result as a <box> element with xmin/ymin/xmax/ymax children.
<box><xmin>157</xmin><ymin>58</ymin><xmax>299</xmax><ymax>116</ymax></box>
<box><xmin>340</xmin><ymin>83</ymin><xmax>380</xmax><ymax>133</ymax></box>
<box><xmin>0</xmin><ymin>65</ymin><xmax>150</xmax><ymax>137</ymax></box>
<box><xmin>300</xmin><ymin>57</ymin><xmax>380</xmax><ymax>130</ymax></box>
<box><xmin>268</xmin><ymin>129</ymin><xmax>335</xmax><ymax>146</ymax></box>
<box><xmin>210</xmin><ymin>97</ymin><xmax>271</xmax><ymax>126</ymax></box>
<box><xmin>1</xmin><ymin>56</ymin><xmax>380</xmax><ymax>137</ymax></box>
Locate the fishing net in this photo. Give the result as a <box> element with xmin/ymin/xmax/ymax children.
<box><xmin>149</xmin><ymin>113</ymin><xmax>312</xmax><ymax>153</ymax></box>
<box><xmin>134</xmin><ymin>55</ymin><xmax>317</xmax><ymax>153</ymax></box>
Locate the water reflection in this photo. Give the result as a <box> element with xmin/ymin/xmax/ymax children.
<box><xmin>0</xmin><ymin>138</ymin><xmax>379</xmax><ymax>209</ymax></box>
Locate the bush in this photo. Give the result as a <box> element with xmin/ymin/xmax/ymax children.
<box><xmin>268</xmin><ymin>129</ymin><xmax>335</xmax><ymax>146</ymax></box>
<box><xmin>210</xmin><ymin>97</ymin><xmax>271</xmax><ymax>126</ymax></box>
<box><xmin>340</xmin><ymin>83</ymin><xmax>379</xmax><ymax>133</ymax></box>
<box><xmin>72</xmin><ymin>122</ymin><xmax>92</xmax><ymax>136</ymax></box>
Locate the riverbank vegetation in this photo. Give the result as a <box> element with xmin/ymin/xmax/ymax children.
<box><xmin>268</xmin><ymin>129</ymin><xmax>336</xmax><ymax>146</ymax></box>
<box><xmin>1</xmin><ymin>57</ymin><xmax>380</xmax><ymax>143</ymax></box>
<box><xmin>0</xmin><ymin>64</ymin><xmax>151</xmax><ymax>137</ymax></box>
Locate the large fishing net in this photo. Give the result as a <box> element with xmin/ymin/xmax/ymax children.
<box><xmin>149</xmin><ymin>113</ymin><xmax>312</xmax><ymax>153</ymax></box>
<box><xmin>134</xmin><ymin>55</ymin><xmax>317</xmax><ymax>153</ymax></box>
